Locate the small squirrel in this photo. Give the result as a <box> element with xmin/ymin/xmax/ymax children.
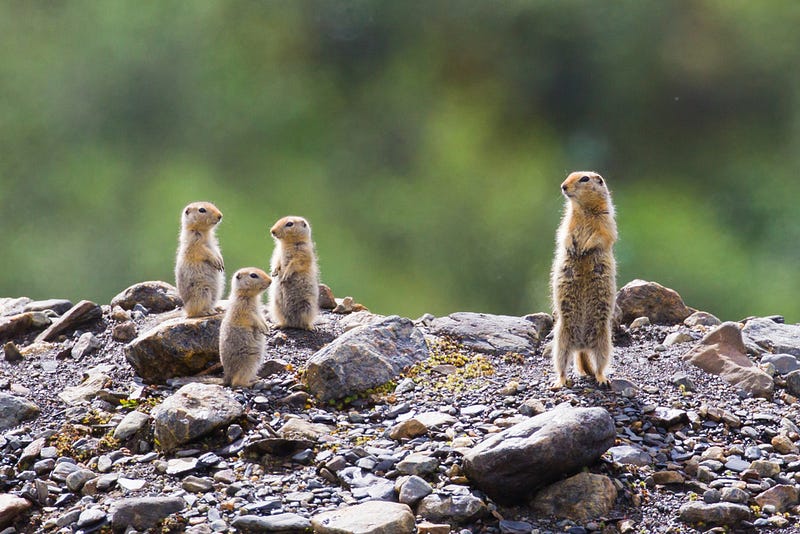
<box><xmin>267</xmin><ymin>215</ymin><xmax>319</xmax><ymax>330</ymax></box>
<box><xmin>220</xmin><ymin>267</ymin><xmax>272</xmax><ymax>387</ymax></box>
<box><xmin>175</xmin><ymin>202</ymin><xmax>225</xmax><ymax>317</ymax></box>
<box><xmin>550</xmin><ymin>171</ymin><xmax>617</xmax><ymax>388</ymax></box>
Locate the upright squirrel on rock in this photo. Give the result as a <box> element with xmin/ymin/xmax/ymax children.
<box><xmin>175</xmin><ymin>202</ymin><xmax>225</xmax><ymax>317</ymax></box>
<box><xmin>551</xmin><ymin>172</ymin><xmax>617</xmax><ymax>388</ymax></box>
<box><xmin>268</xmin><ymin>216</ymin><xmax>320</xmax><ymax>330</ymax></box>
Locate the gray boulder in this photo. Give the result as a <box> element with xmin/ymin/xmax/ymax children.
<box><xmin>616</xmin><ymin>279</ymin><xmax>693</xmax><ymax>325</ymax></box>
<box><xmin>425</xmin><ymin>312</ymin><xmax>551</xmax><ymax>356</ymax></box>
<box><xmin>0</xmin><ymin>393</ymin><xmax>40</xmax><ymax>431</ymax></box>
<box><xmin>531</xmin><ymin>472</ymin><xmax>617</xmax><ymax>521</ymax></box>
<box><xmin>152</xmin><ymin>383</ymin><xmax>243</xmax><ymax>451</ymax></box>
<box><xmin>113</xmin><ymin>410</ymin><xmax>151</xmax><ymax>441</ymax></box>
<box><xmin>0</xmin><ymin>493</ymin><xmax>32</xmax><ymax>529</ymax></box>
<box><xmin>304</xmin><ymin>316</ymin><xmax>429</xmax><ymax>402</ymax></box>
<box><xmin>23</xmin><ymin>299</ymin><xmax>73</xmax><ymax>315</ymax></box>
<box><xmin>0</xmin><ymin>297</ymin><xmax>32</xmax><ymax>317</ymax></box>
<box><xmin>462</xmin><ymin>404</ymin><xmax>615</xmax><ymax>504</ymax></box>
<box><xmin>743</xmin><ymin>318</ymin><xmax>800</xmax><ymax>357</ymax></box>
<box><xmin>416</xmin><ymin>492</ymin><xmax>488</xmax><ymax>524</ymax></box>
<box><xmin>109</xmin><ymin>496</ymin><xmax>184</xmax><ymax>531</ymax></box>
<box><xmin>681</xmin><ymin>322</ymin><xmax>774</xmax><ymax>398</ymax></box>
<box><xmin>311</xmin><ymin>501</ymin><xmax>415</xmax><ymax>534</ymax></box>
<box><xmin>111</xmin><ymin>281</ymin><xmax>182</xmax><ymax>313</ymax></box>
<box><xmin>125</xmin><ymin>315</ymin><xmax>222</xmax><ymax>384</ymax></box>
<box><xmin>35</xmin><ymin>300</ymin><xmax>102</xmax><ymax>343</ymax></box>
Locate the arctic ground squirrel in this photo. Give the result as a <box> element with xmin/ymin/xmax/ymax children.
<box><xmin>268</xmin><ymin>215</ymin><xmax>319</xmax><ymax>330</ymax></box>
<box><xmin>175</xmin><ymin>201</ymin><xmax>225</xmax><ymax>317</ymax></box>
<box><xmin>220</xmin><ymin>267</ymin><xmax>271</xmax><ymax>387</ymax></box>
<box><xmin>551</xmin><ymin>171</ymin><xmax>617</xmax><ymax>388</ymax></box>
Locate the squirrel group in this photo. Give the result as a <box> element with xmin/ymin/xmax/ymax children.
<box><xmin>174</xmin><ymin>169</ymin><xmax>616</xmax><ymax>390</ymax></box>
<box><xmin>175</xmin><ymin>204</ymin><xmax>319</xmax><ymax>387</ymax></box>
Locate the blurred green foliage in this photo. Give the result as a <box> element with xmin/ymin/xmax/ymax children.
<box><xmin>1</xmin><ymin>1</ymin><xmax>798</xmax><ymax>321</ymax></box>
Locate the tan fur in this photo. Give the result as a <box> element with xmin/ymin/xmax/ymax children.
<box><xmin>267</xmin><ymin>215</ymin><xmax>319</xmax><ymax>330</ymax></box>
<box><xmin>551</xmin><ymin>171</ymin><xmax>617</xmax><ymax>388</ymax></box>
<box><xmin>220</xmin><ymin>267</ymin><xmax>271</xmax><ymax>387</ymax></box>
<box><xmin>175</xmin><ymin>201</ymin><xmax>225</xmax><ymax>317</ymax></box>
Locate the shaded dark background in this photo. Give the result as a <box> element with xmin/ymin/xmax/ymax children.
<box><xmin>1</xmin><ymin>1</ymin><xmax>798</xmax><ymax>321</ymax></box>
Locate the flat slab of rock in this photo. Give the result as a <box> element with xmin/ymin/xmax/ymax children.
<box><xmin>233</xmin><ymin>513</ymin><xmax>312</xmax><ymax>532</ymax></box>
<box><xmin>0</xmin><ymin>312</ymin><xmax>51</xmax><ymax>342</ymax></box>
<box><xmin>111</xmin><ymin>281</ymin><xmax>182</xmax><ymax>313</ymax></box>
<box><xmin>152</xmin><ymin>383</ymin><xmax>243</xmax><ymax>451</ymax></box>
<box><xmin>425</xmin><ymin>312</ymin><xmax>551</xmax><ymax>356</ymax></box>
<box><xmin>679</xmin><ymin>502</ymin><xmax>751</xmax><ymax>527</ymax></box>
<box><xmin>0</xmin><ymin>493</ymin><xmax>32</xmax><ymax>528</ymax></box>
<box><xmin>462</xmin><ymin>404</ymin><xmax>615</xmax><ymax>504</ymax></box>
<box><xmin>35</xmin><ymin>300</ymin><xmax>102</xmax><ymax>343</ymax></box>
<box><xmin>531</xmin><ymin>472</ymin><xmax>617</xmax><ymax>521</ymax></box>
<box><xmin>311</xmin><ymin>501</ymin><xmax>415</xmax><ymax>534</ymax></box>
<box><xmin>125</xmin><ymin>315</ymin><xmax>222</xmax><ymax>384</ymax></box>
<box><xmin>58</xmin><ymin>367</ymin><xmax>112</xmax><ymax>405</ymax></box>
<box><xmin>416</xmin><ymin>492</ymin><xmax>488</xmax><ymax>524</ymax></box>
<box><xmin>682</xmin><ymin>322</ymin><xmax>774</xmax><ymax>398</ymax></box>
<box><xmin>743</xmin><ymin>318</ymin><xmax>800</xmax><ymax>357</ymax></box>
<box><xmin>304</xmin><ymin>316</ymin><xmax>429</xmax><ymax>402</ymax></box>
<box><xmin>617</xmin><ymin>279</ymin><xmax>692</xmax><ymax>325</ymax></box>
<box><xmin>109</xmin><ymin>496</ymin><xmax>184</xmax><ymax>531</ymax></box>
<box><xmin>0</xmin><ymin>393</ymin><xmax>40</xmax><ymax>431</ymax></box>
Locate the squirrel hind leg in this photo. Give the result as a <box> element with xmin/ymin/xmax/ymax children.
<box><xmin>551</xmin><ymin>341</ymin><xmax>573</xmax><ymax>389</ymax></box>
<box><xmin>575</xmin><ymin>351</ymin><xmax>594</xmax><ymax>376</ymax></box>
<box><xmin>591</xmin><ymin>341</ymin><xmax>613</xmax><ymax>386</ymax></box>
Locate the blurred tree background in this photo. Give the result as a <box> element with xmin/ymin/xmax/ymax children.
<box><xmin>1</xmin><ymin>1</ymin><xmax>798</xmax><ymax>321</ymax></box>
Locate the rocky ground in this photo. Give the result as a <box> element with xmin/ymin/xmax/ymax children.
<box><xmin>0</xmin><ymin>279</ymin><xmax>800</xmax><ymax>533</ymax></box>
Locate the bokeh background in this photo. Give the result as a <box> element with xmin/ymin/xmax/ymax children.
<box><xmin>1</xmin><ymin>2</ymin><xmax>798</xmax><ymax>321</ymax></box>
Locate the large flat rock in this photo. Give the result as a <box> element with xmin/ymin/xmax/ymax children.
<box><xmin>424</xmin><ymin>312</ymin><xmax>551</xmax><ymax>356</ymax></box>
<box><xmin>743</xmin><ymin>318</ymin><xmax>800</xmax><ymax>357</ymax></box>
<box><xmin>462</xmin><ymin>404</ymin><xmax>615</xmax><ymax>505</ymax></box>
<box><xmin>304</xmin><ymin>316</ymin><xmax>429</xmax><ymax>402</ymax></box>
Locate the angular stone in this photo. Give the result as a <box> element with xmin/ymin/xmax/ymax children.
<box><xmin>311</xmin><ymin>501</ymin><xmax>415</xmax><ymax>534</ymax></box>
<box><xmin>23</xmin><ymin>299</ymin><xmax>73</xmax><ymax>315</ymax></box>
<box><xmin>0</xmin><ymin>393</ymin><xmax>40</xmax><ymax>431</ymax></box>
<box><xmin>389</xmin><ymin>418</ymin><xmax>428</xmax><ymax>440</ymax></box>
<box><xmin>679</xmin><ymin>502</ymin><xmax>751</xmax><ymax>527</ymax></box>
<box><xmin>111</xmin><ymin>281</ymin><xmax>182</xmax><ymax>313</ymax></box>
<box><xmin>651</xmin><ymin>470</ymin><xmax>684</xmax><ymax>485</ymax></box>
<box><xmin>616</xmin><ymin>279</ymin><xmax>693</xmax><ymax>325</ymax></box>
<box><xmin>414</xmin><ymin>412</ymin><xmax>457</xmax><ymax>429</ymax></box>
<box><xmin>396</xmin><ymin>453</ymin><xmax>438</xmax><ymax>476</ymax></box>
<box><xmin>532</xmin><ymin>472</ymin><xmax>617</xmax><ymax>521</ymax></box>
<box><xmin>771</xmin><ymin>435</ymin><xmax>798</xmax><ymax>454</ymax></box>
<box><xmin>233</xmin><ymin>513</ymin><xmax>313</xmax><ymax>532</ymax></box>
<box><xmin>398</xmin><ymin>475</ymin><xmax>433</xmax><ymax>506</ymax></box>
<box><xmin>117</xmin><ymin>478</ymin><xmax>146</xmax><ymax>491</ymax></box>
<box><xmin>0</xmin><ymin>297</ymin><xmax>32</xmax><ymax>317</ymax></box>
<box><xmin>743</xmin><ymin>318</ymin><xmax>800</xmax><ymax>356</ymax></box>
<box><xmin>17</xmin><ymin>437</ymin><xmax>45</xmax><ymax>467</ymax></box>
<box><xmin>71</xmin><ymin>332</ymin><xmax>101</xmax><ymax>359</ymax></box>
<box><xmin>112</xmin><ymin>321</ymin><xmax>137</xmax><ymax>342</ymax></box>
<box><xmin>0</xmin><ymin>493</ymin><xmax>32</xmax><ymax>528</ymax></box>
<box><xmin>35</xmin><ymin>300</ymin><xmax>102</xmax><ymax>342</ymax></box>
<box><xmin>684</xmin><ymin>311</ymin><xmax>721</xmax><ymax>327</ymax></box>
<box><xmin>607</xmin><ymin>445</ymin><xmax>650</xmax><ymax>466</ymax></box>
<box><xmin>113</xmin><ymin>410</ymin><xmax>150</xmax><ymax>441</ymax></box>
<box><xmin>66</xmin><ymin>469</ymin><xmax>96</xmax><ymax>492</ymax></box>
<box><xmin>462</xmin><ymin>405</ymin><xmax>615</xmax><ymax>504</ymax></box>
<box><xmin>755</xmin><ymin>485</ymin><xmax>799</xmax><ymax>513</ymax></box>
<box><xmin>763</xmin><ymin>354</ymin><xmax>799</xmax><ymax>375</ymax></box>
<box><xmin>425</xmin><ymin>312</ymin><xmax>546</xmax><ymax>356</ymax></box>
<box><xmin>650</xmin><ymin>407</ymin><xmax>688</xmax><ymax>428</ymax></box>
<box><xmin>278</xmin><ymin>418</ymin><xmax>333</xmax><ymax>441</ymax></box>
<box><xmin>182</xmin><ymin>476</ymin><xmax>214</xmax><ymax>493</ymax></box>
<box><xmin>417</xmin><ymin>493</ymin><xmax>487</xmax><ymax>524</ymax></box>
<box><xmin>110</xmin><ymin>496</ymin><xmax>185</xmax><ymax>531</ymax></box>
<box><xmin>663</xmin><ymin>331</ymin><xmax>693</xmax><ymax>346</ymax></box>
<box><xmin>152</xmin><ymin>383</ymin><xmax>243</xmax><ymax>451</ymax></box>
<box><xmin>305</xmin><ymin>316</ymin><xmax>429</xmax><ymax>402</ymax></box>
<box><xmin>58</xmin><ymin>367</ymin><xmax>112</xmax><ymax>405</ymax></box>
<box><xmin>125</xmin><ymin>315</ymin><xmax>223</xmax><ymax>384</ymax></box>
<box><xmin>416</xmin><ymin>522</ymin><xmax>450</xmax><ymax>534</ymax></box>
<box><xmin>0</xmin><ymin>312</ymin><xmax>51</xmax><ymax>342</ymax></box>
<box><xmin>681</xmin><ymin>322</ymin><xmax>774</xmax><ymax>398</ymax></box>
<box><xmin>318</xmin><ymin>284</ymin><xmax>336</xmax><ymax>310</ymax></box>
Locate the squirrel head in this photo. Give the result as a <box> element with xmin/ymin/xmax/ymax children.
<box><xmin>270</xmin><ymin>215</ymin><xmax>312</xmax><ymax>243</ymax></box>
<box><xmin>561</xmin><ymin>172</ymin><xmax>611</xmax><ymax>212</ymax></box>
<box><xmin>182</xmin><ymin>202</ymin><xmax>223</xmax><ymax>231</ymax></box>
<box><xmin>232</xmin><ymin>267</ymin><xmax>271</xmax><ymax>296</ymax></box>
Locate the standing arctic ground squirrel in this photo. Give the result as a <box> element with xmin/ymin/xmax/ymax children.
<box><xmin>268</xmin><ymin>215</ymin><xmax>319</xmax><ymax>330</ymax></box>
<box><xmin>175</xmin><ymin>201</ymin><xmax>225</xmax><ymax>317</ymax></box>
<box><xmin>551</xmin><ymin>171</ymin><xmax>618</xmax><ymax>388</ymax></box>
<box><xmin>220</xmin><ymin>267</ymin><xmax>272</xmax><ymax>387</ymax></box>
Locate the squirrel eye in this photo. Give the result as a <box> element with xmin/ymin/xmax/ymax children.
<box><xmin>579</xmin><ymin>176</ymin><xmax>590</xmax><ymax>183</ymax></box>
<box><xmin>285</xmin><ymin>221</ymin><xmax>294</xmax><ymax>227</ymax></box>
<box><xmin>249</xmin><ymin>273</ymin><xmax>259</xmax><ymax>279</ymax></box>
<box><xmin>199</xmin><ymin>207</ymin><xmax>207</xmax><ymax>213</ymax></box>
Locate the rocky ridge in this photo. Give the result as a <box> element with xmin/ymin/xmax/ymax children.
<box><xmin>0</xmin><ymin>280</ymin><xmax>798</xmax><ymax>533</ymax></box>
